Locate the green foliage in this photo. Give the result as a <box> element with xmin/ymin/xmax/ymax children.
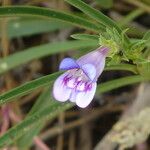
<box><xmin>0</xmin><ymin>6</ymin><xmax>103</xmax><ymax>32</ymax></box>
<box><xmin>0</xmin><ymin>101</ymin><xmax>72</xmax><ymax>147</ymax></box>
<box><xmin>17</xmin><ymin>89</ymin><xmax>54</xmax><ymax>149</ymax></box>
<box><xmin>0</xmin><ymin>40</ymin><xmax>98</xmax><ymax>75</ymax></box>
<box><xmin>0</xmin><ymin>72</ymin><xmax>60</xmax><ymax>105</ymax></box>
<box><xmin>125</xmin><ymin>39</ymin><xmax>146</xmax><ymax>62</ymax></box>
<box><xmin>71</xmin><ymin>33</ymin><xmax>99</xmax><ymax>42</ymax></box>
<box><xmin>143</xmin><ymin>30</ymin><xmax>150</xmax><ymax>47</ymax></box>
<box><xmin>0</xmin><ymin>74</ymin><xmax>148</xmax><ymax>148</ymax></box>
<box><xmin>0</xmin><ymin>18</ymin><xmax>71</xmax><ymax>38</ymax></box>
<box><xmin>137</xmin><ymin>61</ymin><xmax>150</xmax><ymax>78</ymax></box>
<box><xmin>99</xmin><ymin>28</ymin><xmax>148</xmax><ymax>65</ymax></box>
<box><xmin>95</xmin><ymin>0</ymin><xmax>113</xmax><ymax>9</ymax></box>
<box><xmin>65</xmin><ymin>0</ymin><xmax>121</xmax><ymax>32</ymax></box>
<box><xmin>0</xmin><ymin>1</ymin><xmax>149</xmax><ymax>148</ymax></box>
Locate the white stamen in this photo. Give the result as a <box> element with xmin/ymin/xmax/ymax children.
<box><xmin>67</xmin><ymin>78</ymin><xmax>76</xmax><ymax>88</ymax></box>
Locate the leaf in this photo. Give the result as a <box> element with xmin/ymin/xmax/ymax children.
<box><xmin>65</xmin><ymin>0</ymin><xmax>130</xmax><ymax>44</ymax></box>
<box><xmin>119</xmin><ymin>8</ymin><xmax>144</xmax><ymax>27</ymax></box>
<box><xmin>96</xmin><ymin>75</ymin><xmax>146</xmax><ymax>94</ymax></box>
<box><xmin>96</xmin><ymin>0</ymin><xmax>113</xmax><ymax>9</ymax></box>
<box><xmin>143</xmin><ymin>30</ymin><xmax>150</xmax><ymax>47</ymax></box>
<box><xmin>65</xmin><ymin>0</ymin><xmax>119</xmax><ymax>32</ymax></box>
<box><xmin>0</xmin><ymin>40</ymin><xmax>98</xmax><ymax>75</ymax></box>
<box><xmin>71</xmin><ymin>33</ymin><xmax>99</xmax><ymax>41</ymax></box>
<box><xmin>0</xmin><ymin>6</ymin><xmax>104</xmax><ymax>32</ymax></box>
<box><xmin>0</xmin><ymin>101</ymin><xmax>72</xmax><ymax>148</ymax></box>
<box><xmin>0</xmin><ymin>18</ymin><xmax>72</xmax><ymax>38</ymax></box>
<box><xmin>137</xmin><ymin>61</ymin><xmax>150</xmax><ymax>79</ymax></box>
<box><xmin>17</xmin><ymin>89</ymin><xmax>53</xmax><ymax>149</ymax></box>
<box><xmin>105</xmin><ymin>64</ymin><xmax>138</xmax><ymax>74</ymax></box>
<box><xmin>0</xmin><ymin>72</ymin><xmax>61</xmax><ymax>106</ymax></box>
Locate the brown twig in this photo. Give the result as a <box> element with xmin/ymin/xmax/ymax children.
<box><xmin>79</xmin><ymin>109</ymin><xmax>92</xmax><ymax>150</ymax></box>
<box><xmin>34</xmin><ymin>136</ymin><xmax>51</xmax><ymax>150</ymax></box>
<box><xmin>0</xmin><ymin>0</ymin><xmax>11</xmax><ymax>137</ymax></box>
<box><xmin>0</xmin><ymin>105</ymin><xmax>9</xmax><ymax>135</ymax></box>
<box><xmin>124</xmin><ymin>0</ymin><xmax>150</xmax><ymax>13</ymax></box>
<box><xmin>56</xmin><ymin>112</ymin><xmax>65</xmax><ymax>150</ymax></box>
<box><xmin>40</xmin><ymin>104</ymin><xmax>126</xmax><ymax>141</ymax></box>
<box><xmin>68</xmin><ymin>131</ymin><xmax>76</xmax><ymax>150</ymax></box>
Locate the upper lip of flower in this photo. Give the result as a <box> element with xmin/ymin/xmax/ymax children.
<box><xmin>59</xmin><ymin>58</ymin><xmax>97</xmax><ymax>81</ymax></box>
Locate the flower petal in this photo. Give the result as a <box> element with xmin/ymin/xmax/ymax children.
<box><xmin>77</xmin><ymin>47</ymin><xmax>108</xmax><ymax>81</ymax></box>
<box><xmin>69</xmin><ymin>90</ymin><xmax>77</xmax><ymax>102</ymax></box>
<box><xmin>59</xmin><ymin>58</ymin><xmax>79</xmax><ymax>70</ymax></box>
<box><xmin>75</xmin><ymin>82</ymin><xmax>97</xmax><ymax>108</ymax></box>
<box><xmin>53</xmin><ymin>73</ymin><xmax>72</xmax><ymax>102</ymax></box>
<box><xmin>81</xmin><ymin>64</ymin><xmax>96</xmax><ymax>81</ymax></box>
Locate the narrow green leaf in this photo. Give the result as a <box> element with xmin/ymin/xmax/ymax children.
<box><xmin>143</xmin><ymin>30</ymin><xmax>150</xmax><ymax>46</ymax></box>
<box><xmin>27</xmin><ymin>89</ymin><xmax>55</xmax><ymax>116</ymax></box>
<box><xmin>119</xmin><ymin>8</ymin><xmax>144</xmax><ymax>27</ymax></box>
<box><xmin>17</xmin><ymin>89</ymin><xmax>52</xmax><ymax>149</ymax></box>
<box><xmin>65</xmin><ymin>0</ymin><xmax>130</xmax><ymax>43</ymax></box>
<box><xmin>97</xmin><ymin>75</ymin><xmax>148</xmax><ymax>94</ymax></box>
<box><xmin>0</xmin><ymin>18</ymin><xmax>72</xmax><ymax>38</ymax></box>
<box><xmin>65</xmin><ymin>0</ymin><xmax>119</xmax><ymax>32</ymax></box>
<box><xmin>0</xmin><ymin>40</ymin><xmax>98</xmax><ymax>75</ymax></box>
<box><xmin>105</xmin><ymin>64</ymin><xmax>138</xmax><ymax>74</ymax></box>
<box><xmin>96</xmin><ymin>0</ymin><xmax>113</xmax><ymax>9</ymax></box>
<box><xmin>17</xmin><ymin>124</ymin><xmax>43</xmax><ymax>149</ymax></box>
<box><xmin>0</xmin><ymin>101</ymin><xmax>72</xmax><ymax>148</ymax></box>
<box><xmin>0</xmin><ymin>72</ymin><xmax>61</xmax><ymax>106</ymax></box>
<box><xmin>0</xmin><ymin>6</ymin><xmax>104</xmax><ymax>32</ymax></box>
<box><xmin>71</xmin><ymin>33</ymin><xmax>99</xmax><ymax>42</ymax></box>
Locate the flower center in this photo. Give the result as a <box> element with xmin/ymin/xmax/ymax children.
<box><xmin>62</xmin><ymin>69</ymin><xmax>92</xmax><ymax>92</ymax></box>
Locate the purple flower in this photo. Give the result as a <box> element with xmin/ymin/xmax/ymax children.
<box><xmin>53</xmin><ymin>46</ymin><xmax>109</xmax><ymax>108</ymax></box>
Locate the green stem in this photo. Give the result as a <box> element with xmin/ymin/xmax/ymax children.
<box><xmin>119</xmin><ymin>8</ymin><xmax>144</xmax><ymax>27</ymax></box>
<box><xmin>105</xmin><ymin>64</ymin><xmax>138</xmax><ymax>74</ymax></box>
<box><xmin>97</xmin><ymin>75</ymin><xmax>149</xmax><ymax>94</ymax></box>
<box><xmin>124</xmin><ymin>0</ymin><xmax>150</xmax><ymax>13</ymax></box>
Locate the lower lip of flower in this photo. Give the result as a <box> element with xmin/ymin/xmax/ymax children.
<box><xmin>62</xmin><ymin>73</ymin><xmax>93</xmax><ymax>92</ymax></box>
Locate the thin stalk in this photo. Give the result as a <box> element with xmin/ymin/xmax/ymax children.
<box><xmin>124</xmin><ymin>0</ymin><xmax>150</xmax><ymax>13</ymax></box>
<box><xmin>119</xmin><ymin>8</ymin><xmax>144</xmax><ymax>27</ymax></box>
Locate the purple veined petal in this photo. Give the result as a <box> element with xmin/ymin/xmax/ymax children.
<box><xmin>76</xmin><ymin>81</ymin><xmax>85</xmax><ymax>91</ymax></box>
<box><xmin>59</xmin><ymin>58</ymin><xmax>79</xmax><ymax>71</ymax></box>
<box><xmin>75</xmin><ymin>82</ymin><xmax>97</xmax><ymax>108</ymax></box>
<box><xmin>67</xmin><ymin>78</ymin><xmax>76</xmax><ymax>89</ymax></box>
<box><xmin>81</xmin><ymin>63</ymin><xmax>96</xmax><ymax>81</ymax></box>
<box><xmin>53</xmin><ymin>72</ymin><xmax>72</xmax><ymax>102</ymax></box>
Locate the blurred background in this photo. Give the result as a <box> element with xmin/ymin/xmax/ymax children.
<box><xmin>0</xmin><ymin>0</ymin><xmax>150</xmax><ymax>150</ymax></box>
